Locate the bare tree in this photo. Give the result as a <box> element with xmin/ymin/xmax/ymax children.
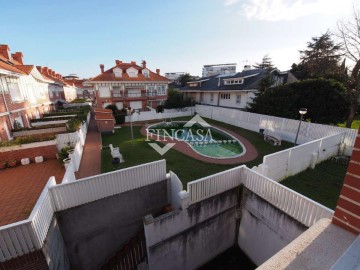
<box><xmin>337</xmin><ymin>7</ymin><xmax>360</xmax><ymax>127</ymax></box>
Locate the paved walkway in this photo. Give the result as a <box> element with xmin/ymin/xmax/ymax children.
<box><xmin>77</xmin><ymin>113</ymin><xmax>102</xmax><ymax>179</ymax></box>
<box><xmin>140</xmin><ymin>124</ymin><xmax>258</xmax><ymax>164</ymax></box>
<box><xmin>0</xmin><ymin>160</ymin><xmax>64</xmax><ymax>226</ymax></box>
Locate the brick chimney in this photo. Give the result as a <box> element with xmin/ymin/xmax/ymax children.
<box><xmin>43</xmin><ymin>67</ymin><xmax>49</xmax><ymax>75</ymax></box>
<box><xmin>11</xmin><ymin>52</ymin><xmax>23</xmax><ymax>64</ymax></box>
<box><xmin>100</xmin><ymin>64</ymin><xmax>104</xmax><ymax>73</ymax></box>
<box><xmin>131</xmin><ymin>61</ymin><xmax>136</xmax><ymax>65</ymax></box>
<box><xmin>156</xmin><ymin>69</ymin><xmax>160</xmax><ymax>75</ymax></box>
<box><xmin>115</xmin><ymin>60</ymin><xmax>122</xmax><ymax>65</ymax></box>
<box><xmin>52</xmin><ymin>71</ymin><xmax>56</xmax><ymax>77</ymax></box>
<box><xmin>332</xmin><ymin>128</ymin><xmax>360</xmax><ymax>234</ymax></box>
<box><xmin>0</xmin><ymin>45</ymin><xmax>11</xmax><ymax>60</ymax></box>
<box><xmin>142</xmin><ymin>60</ymin><xmax>147</xmax><ymax>69</ymax></box>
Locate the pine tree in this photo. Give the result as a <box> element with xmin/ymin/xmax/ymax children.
<box><xmin>295</xmin><ymin>31</ymin><xmax>343</xmax><ymax>80</ymax></box>
<box><xmin>253</xmin><ymin>55</ymin><xmax>274</xmax><ymax>70</ymax></box>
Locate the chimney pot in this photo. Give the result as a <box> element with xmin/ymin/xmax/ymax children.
<box><xmin>142</xmin><ymin>60</ymin><xmax>147</xmax><ymax>69</ymax></box>
<box><xmin>156</xmin><ymin>69</ymin><xmax>160</xmax><ymax>75</ymax></box>
<box><xmin>100</xmin><ymin>64</ymin><xmax>105</xmax><ymax>73</ymax></box>
<box><xmin>0</xmin><ymin>45</ymin><xmax>11</xmax><ymax>60</ymax></box>
<box><xmin>12</xmin><ymin>52</ymin><xmax>24</xmax><ymax>65</ymax></box>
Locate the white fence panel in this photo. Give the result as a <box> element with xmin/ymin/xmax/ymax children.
<box><xmin>0</xmin><ymin>177</ymin><xmax>56</xmax><ymax>262</ymax></box>
<box><xmin>125</xmin><ymin>107</ymin><xmax>193</xmax><ymax>123</ymax></box>
<box><xmin>56</xmin><ymin>132</ymin><xmax>80</xmax><ymax>151</ymax></box>
<box><xmin>262</xmin><ymin>133</ymin><xmax>343</xmax><ymax>181</ymax></box>
<box><xmin>169</xmin><ymin>171</ymin><xmax>183</xmax><ymax>210</ymax></box>
<box><xmin>242</xmin><ymin>168</ymin><xmax>333</xmax><ymax>227</ymax></box>
<box><xmin>0</xmin><ymin>221</ymin><xmax>37</xmax><ymax>261</ymax></box>
<box><xmin>50</xmin><ymin>160</ymin><xmax>167</xmax><ymax>211</ymax></box>
<box><xmin>318</xmin><ymin>133</ymin><xmax>344</xmax><ymax>162</ymax></box>
<box><xmin>29</xmin><ymin>177</ymin><xmax>56</xmax><ymax>248</ymax></box>
<box><xmin>62</xmin><ymin>165</ymin><xmax>76</xmax><ymax>183</ymax></box>
<box><xmin>195</xmin><ymin>105</ymin><xmax>357</xmax><ymax>150</ymax></box>
<box><xmin>264</xmin><ymin>150</ymin><xmax>291</xmax><ymax>181</ymax></box>
<box><xmin>187</xmin><ymin>166</ymin><xmax>245</xmax><ymax>204</ymax></box>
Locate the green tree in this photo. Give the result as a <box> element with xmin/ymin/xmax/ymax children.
<box><xmin>178</xmin><ymin>73</ymin><xmax>197</xmax><ymax>87</ymax></box>
<box><xmin>291</xmin><ymin>32</ymin><xmax>343</xmax><ymax>80</ymax></box>
<box><xmin>164</xmin><ymin>89</ymin><xmax>192</xmax><ymax>110</ymax></box>
<box><xmin>253</xmin><ymin>55</ymin><xmax>274</xmax><ymax>70</ymax></box>
<box><xmin>247</xmin><ymin>78</ymin><xmax>349</xmax><ymax>125</ymax></box>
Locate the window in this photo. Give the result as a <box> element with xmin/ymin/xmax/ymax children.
<box><xmin>224</xmin><ymin>78</ymin><xmax>244</xmax><ymax>85</ymax></box>
<box><xmin>210</xmin><ymin>93</ymin><xmax>214</xmax><ymax>102</ymax></box>
<box><xmin>143</xmin><ymin>69</ymin><xmax>150</xmax><ymax>78</ymax></box>
<box><xmin>127</xmin><ymin>68</ymin><xmax>138</xmax><ymax>78</ymax></box>
<box><xmin>99</xmin><ymin>86</ymin><xmax>110</xmax><ymax>97</ymax></box>
<box><xmin>147</xmin><ymin>86</ymin><xmax>156</xmax><ymax>96</ymax></box>
<box><xmin>112</xmin><ymin>86</ymin><xmax>122</xmax><ymax>97</ymax></box>
<box><xmin>236</xmin><ymin>94</ymin><xmax>241</xmax><ymax>104</ymax></box>
<box><xmin>157</xmin><ymin>85</ymin><xmax>166</xmax><ymax>96</ymax></box>
<box><xmin>8</xmin><ymin>83</ymin><xmax>22</xmax><ymax>102</ymax></box>
<box><xmin>220</xmin><ymin>93</ymin><xmax>230</xmax><ymax>99</ymax></box>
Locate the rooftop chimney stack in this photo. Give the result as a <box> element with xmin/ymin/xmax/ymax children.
<box><xmin>42</xmin><ymin>67</ymin><xmax>48</xmax><ymax>74</ymax></box>
<box><xmin>131</xmin><ymin>61</ymin><xmax>136</xmax><ymax>65</ymax></box>
<box><xmin>115</xmin><ymin>60</ymin><xmax>122</xmax><ymax>65</ymax></box>
<box><xmin>156</xmin><ymin>69</ymin><xmax>160</xmax><ymax>75</ymax></box>
<box><xmin>12</xmin><ymin>52</ymin><xmax>23</xmax><ymax>65</ymax></box>
<box><xmin>142</xmin><ymin>60</ymin><xmax>147</xmax><ymax>69</ymax></box>
<box><xmin>48</xmin><ymin>68</ymin><xmax>53</xmax><ymax>76</ymax></box>
<box><xmin>100</xmin><ymin>64</ymin><xmax>104</xmax><ymax>73</ymax></box>
<box><xmin>243</xmin><ymin>65</ymin><xmax>252</xmax><ymax>71</ymax></box>
<box><xmin>0</xmin><ymin>45</ymin><xmax>11</xmax><ymax>60</ymax></box>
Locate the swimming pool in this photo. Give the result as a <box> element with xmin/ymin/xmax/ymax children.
<box><xmin>147</xmin><ymin>122</ymin><xmax>246</xmax><ymax>159</ymax></box>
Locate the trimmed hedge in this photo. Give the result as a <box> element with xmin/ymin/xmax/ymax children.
<box><xmin>114</xmin><ymin>114</ymin><xmax>126</xmax><ymax>124</ymax></box>
<box><xmin>0</xmin><ymin>134</ymin><xmax>56</xmax><ymax>147</ymax></box>
<box><xmin>11</xmin><ymin>123</ymin><xmax>66</xmax><ymax>132</ymax></box>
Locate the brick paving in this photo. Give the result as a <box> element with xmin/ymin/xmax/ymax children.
<box><xmin>77</xmin><ymin>113</ymin><xmax>101</xmax><ymax>179</ymax></box>
<box><xmin>0</xmin><ymin>160</ymin><xmax>64</xmax><ymax>226</ymax></box>
<box><xmin>140</xmin><ymin>124</ymin><xmax>258</xmax><ymax>164</ymax></box>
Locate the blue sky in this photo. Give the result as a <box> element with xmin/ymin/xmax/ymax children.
<box><xmin>1</xmin><ymin>0</ymin><xmax>355</xmax><ymax>78</ymax></box>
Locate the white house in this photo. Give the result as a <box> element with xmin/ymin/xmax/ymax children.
<box><xmin>180</xmin><ymin>68</ymin><xmax>298</xmax><ymax>110</ymax></box>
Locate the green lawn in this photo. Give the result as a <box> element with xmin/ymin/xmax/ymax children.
<box><xmin>280</xmin><ymin>160</ymin><xmax>347</xmax><ymax>209</ymax></box>
<box><xmin>338</xmin><ymin>114</ymin><xmax>360</xmax><ymax>129</ymax></box>
<box><xmin>101</xmin><ymin>117</ymin><xmax>292</xmax><ymax>185</ymax></box>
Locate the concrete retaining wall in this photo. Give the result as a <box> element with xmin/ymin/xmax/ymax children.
<box><xmin>238</xmin><ymin>188</ymin><xmax>307</xmax><ymax>266</ymax></box>
<box><xmin>144</xmin><ymin>188</ymin><xmax>240</xmax><ymax>270</ymax></box>
<box><xmin>57</xmin><ymin>180</ymin><xmax>169</xmax><ymax>270</ymax></box>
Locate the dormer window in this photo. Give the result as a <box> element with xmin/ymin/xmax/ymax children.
<box><xmin>189</xmin><ymin>83</ymin><xmax>198</xmax><ymax>87</ymax></box>
<box><xmin>113</xmin><ymin>67</ymin><xmax>122</xmax><ymax>78</ymax></box>
<box><xmin>127</xmin><ymin>67</ymin><xmax>138</xmax><ymax>78</ymax></box>
<box><xmin>224</xmin><ymin>78</ymin><xmax>244</xmax><ymax>85</ymax></box>
<box><xmin>142</xmin><ymin>69</ymin><xmax>150</xmax><ymax>78</ymax></box>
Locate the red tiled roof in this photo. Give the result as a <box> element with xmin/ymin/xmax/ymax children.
<box><xmin>0</xmin><ymin>55</ymin><xmax>26</xmax><ymax>75</ymax></box>
<box><xmin>91</xmin><ymin>62</ymin><xmax>170</xmax><ymax>82</ymax></box>
<box><xmin>95</xmin><ymin>113</ymin><xmax>115</xmax><ymax>120</ymax></box>
<box><xmin>64</xmin><ymin>79</ymin><xmax>88</xmax><ymax>88</ymax></box>
<box><xmin>15</xmin><ymin>65</ymin><xmax>34</xmax><ymax>75</ymax></box>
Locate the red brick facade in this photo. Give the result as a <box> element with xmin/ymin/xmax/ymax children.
<box><xmin>0</xmin><ymin>144</ymin><xmax>57</xmax><ymax>164</ymax></box>
<box><xmin>332</xmin><ymin>128</ymin><xmax>360</xmax><ymax>234</ymax></box>
<box><xmin>0</xmin><ymin>250</ymin><xmax>48</xmax><ymax>270</ymax></box>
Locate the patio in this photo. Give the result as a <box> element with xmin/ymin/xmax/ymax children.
<box><xmin>0</xmin><ymin>160</ymin><xmax>64</xmax><ymax>226</ymax></box>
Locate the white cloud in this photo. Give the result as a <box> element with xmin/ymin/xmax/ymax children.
<box><xmin>239</xmin><ymin>0</ymin><xmax>352</xmax><ymax>21</ymax></box>
<box><xmin>224</xmin><ymin>0</ymin><xmax>240</xmax><ymax>6</ymax></box>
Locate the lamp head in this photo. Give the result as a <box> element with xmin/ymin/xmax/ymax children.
<box><xmin>299</xmin><ymin>108</ymin><xmax>307</xmax><ymax>115</ymax></box>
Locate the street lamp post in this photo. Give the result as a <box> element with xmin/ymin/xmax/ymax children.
<box><xmin>294</xmin><ymin>108</ymin><xmax>307</xmax><ymax>146</ymax></box>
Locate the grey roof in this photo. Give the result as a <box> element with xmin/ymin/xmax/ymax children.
<box><xmin>179</xmin><ymin>69</ymin><xmax>269</xmax><ymax>92</ymax></box>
